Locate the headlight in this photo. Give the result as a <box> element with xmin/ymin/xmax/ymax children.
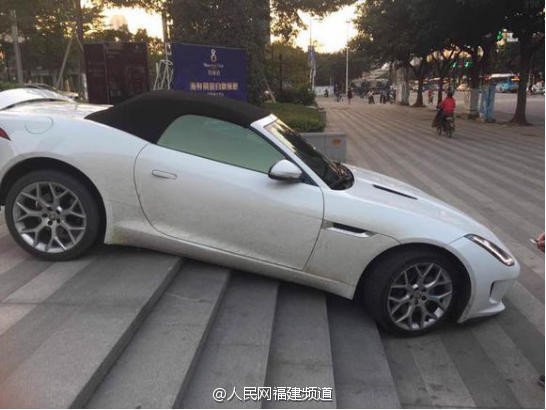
<box><xmin>465</xmin><ymin>234</ymin><xmax>515</xmax><ymax>266</ymax></box>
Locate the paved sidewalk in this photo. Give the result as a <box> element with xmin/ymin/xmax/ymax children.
<box><xmin>407</xmin><ymin>92</ymin><xmax>545</xmax><ymax>126</ymax></box>
<box><xmin>321</xmin><ymin>95</ymin><xmax>545</xmax><ymax>408</ymax></box>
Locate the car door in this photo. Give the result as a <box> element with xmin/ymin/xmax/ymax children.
<box><xmin>134</xmin><ymin>114</ymin><xmax>324</xmax><ymax>270</ymax></box>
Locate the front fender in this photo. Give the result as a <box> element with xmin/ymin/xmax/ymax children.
<box><xmin>447</xmin><ymin>236</ymin><xmax>519</xmax><ymax>322</ymax></box>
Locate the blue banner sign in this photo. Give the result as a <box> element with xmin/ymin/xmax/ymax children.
<box><xmin>171</xmin><ymin>43</ymin><xmax>247</xmax><ymax>101</ymax></box>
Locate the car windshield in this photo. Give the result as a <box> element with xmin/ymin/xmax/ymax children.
<box><xmin>265</xmin><ymin>119</ymin><xmax>353</xmax><ymax>189</ymax></box>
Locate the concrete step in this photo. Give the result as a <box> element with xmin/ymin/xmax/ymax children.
<box><xmin>0</xmin><ymin>248</ymin><xmax>181</xmax><ymax>408</ymax></box>
<box><xmin>263</xmin><ymin>284</ymin><xmax>336</xmax><ymax>409</ymax></box>
<box><xmin>0</xmin><ymin>256</ymin><xmax>97</xmax><ymax>337</ymax></box>
<box><xmin>327</xmin><ymin>296</ymin><xmax>400</xmax><ymax>409</ymax></box>
<box><xmin>179</xmin><ymin>273</ymin><xmax>279</xmax><ymax>409</ymax></box>
<box><xmin>0</xmin><ymin>230</ymin><xmax>14</xmax><ymax>250</ymax></box>
<box><xmin>86</xmin><ymin>261</ymin><xmax>230</xmax><ymax>408</ymax></box>
<box><xmin>0</xmin><ymin>244</ymin><xmax>31</xmax><ymax>275</ymax></box>
<box><xmin>0</xmin><ymin>256</ymin><xmax>54</xmax><ymax>301</ymax></box>
<box><xmin>0</xmin><ymin>210</ymin><xmax>8</xmax><ymax>238</ymax></box>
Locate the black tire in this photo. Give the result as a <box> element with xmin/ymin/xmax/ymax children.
<box><xmin>436</xmin><ymin>126</ymin><xmax>442</xmax><ymax>136</ymax></box>
<box><xmin>5</xmin><ymin>170</ymin><xmax>100</xmax><ymax>261</ymax></box>
<box><xmin>361</xmin><ymin>249</ymin><xmax>461</xmax><ymax>336</ymax></box>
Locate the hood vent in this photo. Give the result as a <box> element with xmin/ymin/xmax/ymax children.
<box><xmin>373</xmin><ymin>184</ymin><xmax>417</xmax><ymax>200</ymax></box>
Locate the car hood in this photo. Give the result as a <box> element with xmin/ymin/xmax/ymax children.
<box><xmin>333</xmin><ymin>165</ymin><xmax>502</xmax><ymax>244</ymax></box>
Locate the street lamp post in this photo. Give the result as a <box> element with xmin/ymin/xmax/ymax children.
<box><xmin>309</xmin><ymin>17</ymin><xmax>316</xmax><ymax>92</ymax></box>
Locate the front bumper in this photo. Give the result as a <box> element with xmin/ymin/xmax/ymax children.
<box><xmin>449</xmin><ymin>236</ymin><xmax>520</xmax><ymax>322</ymax></box>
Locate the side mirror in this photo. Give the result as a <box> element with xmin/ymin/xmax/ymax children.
<box><xmin>268</xmin><ymin>159</ymin><xmax>303</xmax><ymax>182</ymax></box>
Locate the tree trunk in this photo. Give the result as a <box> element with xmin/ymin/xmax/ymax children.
<box><xmin>414</xmin><ymin>76</ymin><xmax>424</xmax><ymax>107</ymax></box>
<box><xmin>437</xmin><ymin>75</ymin><xmax>444</xmax><ymax>105</ymax></box>
<box><xmin>464</xmin><ymin>51</ymin><xmax>481</xmax><ymax>118</ymax></box>
<box><xmin>511</xmin><ymin>38</ymin><xmax>531</xmax><ymax>125</ymax></box>
<box><xmin>413</xmin><ymin>62</ymin><xmax>427</xmax><ymax>107</ymax></box>
<box><xmin>399</xmin><ymin>64</ymin><xmax>410</xmax><ymax>105</ymax></box>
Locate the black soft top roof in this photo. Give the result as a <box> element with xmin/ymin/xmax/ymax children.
<box><xmin>85</xmin><ymin>90</ymin><xmax>271</xmax><ymax>142</ymax></box>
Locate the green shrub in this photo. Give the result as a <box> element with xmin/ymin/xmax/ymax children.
<box><xmin>277</xmin><ymin>85</ymin><xmax>316</xmax><ymax>106</ymax></box>
<box><xmin>0</xmin><ymin>82</ymin><xmax>19</xmax><ymax>91</ymax></box>
<box><xmin>265</xmin><ymin>102</ymin><xmax>325</xmax><ymax>132</ymax></box>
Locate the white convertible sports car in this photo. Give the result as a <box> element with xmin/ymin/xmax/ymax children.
<box><xmin>0</xmin><ymin>88</ymin><xmax>519</xmax><ymax>335</ymax></box>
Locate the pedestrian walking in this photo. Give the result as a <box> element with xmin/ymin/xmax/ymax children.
<box><xmin>347</xmin><ymin>89</ymin><xmax>353</xmax><ymax>104</ymax></box>
<box><xmin>427</xmin><ymin>88</ymin><xmax>434</xmax><ymax>104</ymax></box>
<box><xmin>367</xmin><ymin>90</ymin><xmax>375</xmax><ymax>104</ymax></box>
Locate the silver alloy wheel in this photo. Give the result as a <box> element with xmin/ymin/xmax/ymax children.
<box><xmin>12</xmin><ymin>181</ymin><xmax>87</xmax><ymax>254</ymax></box>
<box><xmin>387</xmin><ymin>262</ymin><xmax>453</xmax><ymax>331</ymax></box>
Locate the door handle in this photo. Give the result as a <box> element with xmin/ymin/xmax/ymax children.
<box><xmin>151</xmin><ymin>169</ymin><xmax>177</xmax><ymax>179</ymax></box>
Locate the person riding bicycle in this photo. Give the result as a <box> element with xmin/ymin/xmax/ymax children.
<box><xmin>438</xmin><ymin>91</ymin><xmax>456</xmax><ymax>128</ymax></box>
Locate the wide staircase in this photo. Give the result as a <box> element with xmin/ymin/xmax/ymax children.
<box><xmin>0</xmin><ymin>214</ymin><xmax>543</xmax><ymax>408</ymax></box>
<box><xmin>0</xmin><ymin>216</ymin><xmax>399</xmax><ymax>408</ymax></box>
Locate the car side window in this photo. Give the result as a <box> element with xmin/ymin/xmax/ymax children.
<box><xmin>157</xmin><ymin>114</ymin><xmax>285</xmax><ymax>173</ymax></box>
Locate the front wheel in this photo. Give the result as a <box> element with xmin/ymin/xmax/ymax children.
<box><xmin>5</xmin><ymin>170</ymin><xmax>100</xmax><ymax>261</ymax></box>
<box><xmin>362</xmin><ymin>249</ymin><xmax>460</xmax><ymax>336</ymax></box>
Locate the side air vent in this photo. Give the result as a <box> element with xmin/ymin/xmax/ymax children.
<box><xmin>332</xmin><ymin>223</ymin><xmax>368</xmax><ymax>234</ymax></box>
<box><xmin>373</xmin><ymin>184</ymin><xmax>417</xmax><ymax>200</ymax></box>
<box><xmin>326</xmin><ymin>222</ymin><xmax>374</xmax><ymax>238</ymax></box>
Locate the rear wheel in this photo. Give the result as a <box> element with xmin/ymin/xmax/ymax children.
<box><xmin>362</xmin><ymin>249</ymin><xmax>460</xmax><ymax>336</ymax></box>
<box><xmin>447</xmin><ymin>125</ymin><xmax>453</xmax><ymax>138</ymax></box>
<box><xmin>5</xmin><ymin>170</ymin><xmax>100</xmax><ymax>261</ymax></box>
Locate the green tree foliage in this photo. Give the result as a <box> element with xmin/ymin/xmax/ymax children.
<box><xmin>314</xmin><ymin>51</ymin><xmax>369</xmax><ymax>89</ymax></box>
<box><xmin>504</xmin><ymin>0</ymin><xmax>545</xmax><ymax>124</ymax></box>
<box><xmin>168</xmin><ymin>0</ymin><xmax>354</xmax><ymax>104</ymax></box>
<box><xmin>89</xmin><ymin>26</ymin><xmax>165</xmax><ymax>86</ymax></box>
<box><xmin>0</xmin><ymin>0</ymin><xmax>102</xmax><ymax>85</ymax></box>
<box><xmin>490</xmin><ymin>42</ymin><xmax>520</xmax><ymax>73</ymax></box>
<box><xmin>0</xmin><ymin>1</ymin><xmax>163</xmax><ymax>92</ymax></box>
<box><xmin>353</xmin><ymin>0</ymin><xmax>447</xmax><ymax>105</ymax></box>
<box><xmin>352</xmin><ymin>0</ymin><xmax>545</xmax><ymax>122</ymax></box>
<box><xmin>449</xmin><ymin>0</ymin><xmax>508</xmax><ymax>89</ymax></box>
<box><xmin>167</xmin><ymin>0</ymin><xmax>268</xmax><ymax>104</ymax></box>
<box><xmin>266</xmin><ymin>41</ymin><xmax>309</xmax><ymax>95</ymax></box>
<box><xmin>271</xmin><ymin>0</ymin><xmax>354</xmax><ymax>41</ymax></box>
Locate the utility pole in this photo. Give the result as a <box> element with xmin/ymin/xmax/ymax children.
<box><xmin>56</xmin><ymin>35</ymin><xmax>74</xmax><ymax>89</ymax></box>
<box><xmin>161</xmin><ymin>9</ymin><xmax>169</xmax><ymax>60</ymax></box>
<box><xmin>308</xmin><ymin>16</ymin><xmax>316</xmax><ymax>92</ymax></box>
<box><xmin>345</xmin><ymin>46</ymin><xmax>349</xmax><ymax>94</ymax></box>
<box><xmin>10</xmin><ymin>10</ymin><xmax>23</xmax><ymax>84</ymax></box>
<box><xmin>74</xmin><ymin>0</ymin><xmax>87</xmax><ymax>99</ymax></box>
<box><xmin>279</xmin><ymin>52</ymin><xmax>283</xmax><ymax>95</ymax></box>
<box><xmin>345</xmin><ymin>20</ymin><xmax>350</xmax><ymax>94</ymax></box>
<box><xmin>309</xmin><ymin>17</ymin><xmax>312</xmax><ymax>49</ymax></box>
